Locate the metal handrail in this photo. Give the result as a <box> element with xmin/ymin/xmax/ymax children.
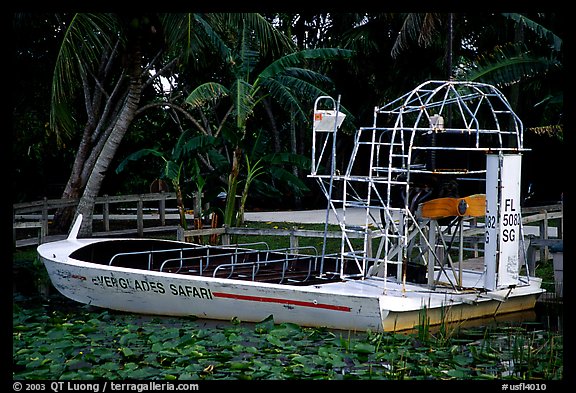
<box><xmin>109</xmin><ymin>246</ymin><xmax>202</xmax><ymax>270</ymax></box>
<box><xmin>212</xmin><ymin>253</ymin><xmax>318</xmax><ymax>283</ymax></box>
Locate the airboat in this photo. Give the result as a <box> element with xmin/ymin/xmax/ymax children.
<box><xmin>38</xmin><ymin>80</ymin><xmax>544</xmax><ymax>332</ymax></box>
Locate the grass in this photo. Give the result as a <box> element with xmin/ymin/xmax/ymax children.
<box><xmin>233</xmin><ymin>221</ymin><xmax>351</xmax><ymax>255</ymax></box>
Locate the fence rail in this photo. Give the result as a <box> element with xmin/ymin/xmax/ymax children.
<box><xmin>13</xmin><ymin>192</ymin><xmax>177</xmax><ymax>246</ymax></box>
<box><xmin>177</xmin><ymin>225</ymin><xmax>375</xmax><ymax>255</ymax></box>
<box><xmin>179</xmin><ymin>203</ymin><xmax>563</xmax><ymax>270</ymax></box>
<box><xmin>13</xmin><ymin>194</ymin><xmax>563</xmax><ymax>263</ymax></box>
<box><xmin>14</xmin><ymin>195</ymin><xmax>563</xmax><ymax>299</ymax></box>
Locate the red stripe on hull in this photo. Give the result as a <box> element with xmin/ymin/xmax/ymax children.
<box><xmin>213</xmin><ymin>292</ymin><xmax>351</xmax><ymax>312</ymax></box>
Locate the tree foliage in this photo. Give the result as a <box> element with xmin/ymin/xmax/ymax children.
<box><xmin>13</xmin><ymin>12</ymin><xmax>564</xmax><ymax>219</ymax></box>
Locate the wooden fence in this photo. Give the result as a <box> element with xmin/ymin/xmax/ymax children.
<box><xmin>178</xmin><ymin>203</ymin><xmax>564</xmax><ymax>266</ymax></box>
<box><xmin>458</xmin><ymin>203</ymin><xmax>563</xmax><ymax>268</ymax></box>
<box><xmin>13</xmin><ymin>192</ymin><xmax>177</xmax><ymax>246</ymax></box>
<box><xmin>14</xmin><ymin>193</ymin><xmax>563</xmax><ymax>266</ymax></box>
<box><xmin>14</xmin><ymin>195</ymin><xmax>562</xmax><ymax>298</ymax></box>
<box><xmin>177</xmin><ymin>225</ymin><xmax>373</xmax><ymax>255</ymax></box>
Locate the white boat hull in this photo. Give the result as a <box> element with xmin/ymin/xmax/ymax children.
<box><xmin>38</xmin><ymin>237</ymin><xmax>544</xmax><ymax>332</ymax></box>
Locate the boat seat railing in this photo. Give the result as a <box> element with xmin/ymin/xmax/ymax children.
<box><xmin>109</xmin><ymin>246</ymin><xmax>207</xmax><ymax>270</ymax></box>
<box><xmin>108</xmin><ymin>243</ymin><xmax>324</xmax><ymax>284</ymax></box>
<box><xmin>108</xmin><ymin>242</ymin><xmax>269</xmax><ymax>271</ymax></box>
<box><xmin>212</xmin><ymin>251</ymin><xmax>318</xmax><ymax>283</ymax></box>
<box><xmin>197</xmin><ymin>246</ymin><xmax>319</xmax><ymax>276</ymax></box>
<box><xmin>153</xmin><ymin>246</ymin><xmax>318</xmax><ymax>275</ymax></box>
<box><xmin>158</xmin><ymin>247</ymin><xmax>268</xmax><ymax>274</ymax></box>
<box><xmin>160</xmin><ymin>255</ymin><xmax>207</xmax><ymax>274</ymax></box>
<box><xmin>225</xmin><ymin>241</ymin><xmax>270</xmax><ymax>251</ymax></box>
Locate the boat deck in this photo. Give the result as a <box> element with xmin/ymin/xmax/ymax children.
<box><xmin>67</xmin><ymin>238</ymin><xmax>501</xmax><ymax>293</ymax></box>
<box><xmin>68</xmin><ymin>239</ymin><xmax>360</xmax><ymax>286</ymax></box>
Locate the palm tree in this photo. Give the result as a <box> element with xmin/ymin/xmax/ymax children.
<box><xmin>54</xmin><ymin>14</ymin><xmax>150</xmax><ymax>237</ymax></box>
<box><xmin>49</xmin><ymin>13</ymin><xmax>293</xmax><ymax>236</ymax></box>
<box><xmin>389</xmin><ymin>12</ymin><xmax>562</xmax><ymax>138</ymax></box>
<box><xmin>391</xmin><ymin>13</ymin><xmax>454</xmax><ymax>78</ymax></box>
<box><xmin>115</xmin><ymin>132</ymin><xmax>222</xmax><ymax>230</ymax></box>
<box><xmin>185</xmin><ymin>23</ymin><xmax>353</xmax><ymax>226</ymax></box>
<box><xmin>457</xmin><ymin>13</ymin><xmax>563</xmax><ymax>139</ymax></box>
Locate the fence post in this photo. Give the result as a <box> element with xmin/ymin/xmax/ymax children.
<box><xmin>193</xmin><ymin>192</ymin><xmax>203</xmax><ymax>221</ymax></box>
<box><xmin>221</xmin><ymin>225</ymin><xmax>230</xmax><ymax>245</ymax></box>
<box><xmin>539</xmin><ymin>209</ymin><xmax>549</xmax><ymax>262</ymax></box>
<box><xmin>41</xmin><ymin>197</ymin><xmax>48</xmax><ymax>242</ymax></box>
<box><xmin>366</xmin><ymin>229</ymin><xmax>373</xmax><ymax>259</ymax></box>
<box><xmin>103</xmin><ymin>194</ymin><xmax>110</xmax><ymax>232</ymax></box>
<box><xmin>137</xmin><ymin>195</ymin><xmax>144</xmax><ymax>237</ymax></box>
<box><xmin>290</xmin><ymin>226</ymin><xmax>299</xmax><ymax>253</ymax></box>
<box><xmin>471</xmin><ymin>218</ymin><xmax>479</xmax><ymax>258</ymax></box>
<box><xmin>526</xmin><ymin>235</ymin><xmax>537</xmax><ymax>276</ymax></box>
<box><xmin>559</xmin><ymin>199</ymin><xmax>563</xmax><ymax>239</ymax></box>
<box><xmin>12</xmin><ymin>210</ymin><xmax>16</xmax><ymax>248</ymax></box>
<box><xmin>159</xmin><ymin>192</ymin><xmax>166</xmax><ymax>226</ymax></box>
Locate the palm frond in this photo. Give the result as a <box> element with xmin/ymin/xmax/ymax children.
<box><xmin>195</xmin><ymin>14</ymin><xmax>235</xmax><ymax>65</ymax></box>
<box><xmin>238</xmin><ymin>21</ymin><xmax>260</xmax><ymax>78</ymax></box>
<box><xmin>340</xmin><ymin>21</ymin><xmax>382</xmax><ymax>53</ymax></box>
<box><xmin>264</xmin><ymin>75</ymin><xmax>343</xmax><ymax>124</ymax></box>
<box><xmin>164</xmin><ymin>161</ymin><xmax>182</xmax><ymax>181</ymax></box>
<box><xmin>535</xmin><ymin>92</ymin><xmax>563</xmax><ymax>107</ymax></box>
<box><xmin>263</xmin><ymin>152</ymin><xmax>312</xmax><ymax>169</ymax></box>
<box><xmin>210</xmin><ymin>13</ymin><xmax>296</xmax><ymax>56</ymax></box>
<box><xmin>174</xmin><ymin>134</ymin><xmax>218</xmax><ymax>161</ymax></box>
<box><xmin>258</xmin><ymin>48</ymin><xmax>353</xmax><ymax>80</ymax></box>
<box><xmin>281</xmin><ymin>67</ymin><xmax>334</xmax><ymax>85</ymax></box>
<box><xmin>115</xmin><ymin>148</ymin><xmax>165</xmax><ymax>174</ymax></box>
<box><xmin>462</xmin><ymin>44</ymin><xmax>561</xmax><ymax>86</ymax></box>
<box><xmin>501</xmin><ymin>13</ymin><xmax>562</xmax><ymax>52</ymax></box>
<box><xmin>251</xmin><ymin>178</ymin><xmax>282</xmax><ymax>199</ymax></box>
<box><xmin>526</xmin><ymin>124</ymin><xmax>563</xmax><ymax>140</ymax></box>
<box><xmin>260</xmin><ymin>78</ymin><xmax>306</xmax><ymax>123</ymax></box>
<box><xmin>159</xmin><ymin>13</ymin><xmax>235</xmax><ymax>72</ymax></box>
<box><xmin>159</xmin><ymin>14</ymin><xmax>193</xmax><ymax>56</ymax></box>
<box><xmin>207</xmin><ymin>149</ymin><xmax>229</xmax><ymax>171</ymax></box>
<box><xmin>419</xmin><ymin>13</ymin><xmax>441</xmax><ymax>47</ymax></box>
<box><xmin>50</xmin><ymin>13</ymin><xmax>120</xmax><ymax>140</ymax></box>
<box><xmin>267</xmin><ymin>166</ymin><xmax>310</xmax><ymax>195</ymax></box>
<box><xmin>391</xmin><ymin>13</ymin><xmax>443</xmax><ymax>59</ymax></box>
<box><xmin>185</xmin><ymin>82</ymin><xmax>230</xmax><ymax>108</ymax></box>
<box><xmin>232</xmin><ymin>79</ymin><xmax>256</xmax><ymax>131</ymax></box>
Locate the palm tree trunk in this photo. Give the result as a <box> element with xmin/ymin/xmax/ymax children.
<box><xmin>223</xmin><ymin>147</ymin><xmax>242</xmax><ymax>227</ymax></box>
<box><xmin>446</xmin><ymin>13</ymin><xmax>454</xmax><ymax>79</ymax></box>
<box><xmin>508</xmin><ymin>20</ymin><xmax>524</xmax><ymax>148</ymax></box>
<box><xmin>53</xmin><ymin>107</ymin><xmax>100</xmax><ymax>232</ymax></box>
<box><xmin>290</xmin><ymin>106</ymin><xmax>301</xmax><ymax>208</ymax></box>
<box><xmin>263</xmin><ymin>98</ymin><xmax>281</xmax><ymax>153</ymax></box>
<box><xmin>54</xmin><ymin>47</ymin><xmax>126</xmax><ymax>233</ymax></box>
<box><xmin>174</xmin><ymin>181</ymin><xmax>188</xmax><ymax>230</ymax></box>
<box><xmin>52</xmin><ymin>131</ymin><xmax>92</xmax><ymax>232</ymax></box>
<box><xmin>75</xmin><ymin>53</ymin><xmax>144</xmax><ymax>237</ymax></box>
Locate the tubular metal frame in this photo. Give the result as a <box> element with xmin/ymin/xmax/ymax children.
<box><xmin>309</xmin><ymin>80</ymin><xmax>528</xmax><ymax>290</ymax></box>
